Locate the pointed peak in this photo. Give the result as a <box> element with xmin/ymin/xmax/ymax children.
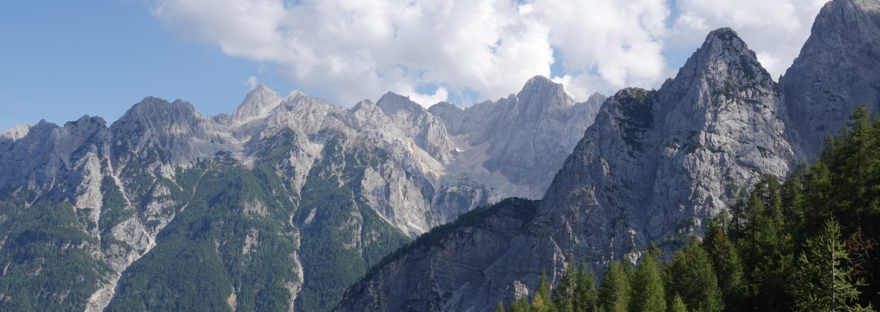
<box><xmin>519</xmin><ymin>75</ymin><xmax>563</xmax><ymax>95</ymax></box>
<box><xmin>250</xmin><ymin>84</ymin><xmax>272</xmax><ymax>93</ymax></box>
<box><xmin>515</xmin><ymin>75</ymin><xmax>571</xmax><ymax>110</ymax></box>
<box><xmin>671</xmin><ymin>27</ymin><xmax>771</xmax><ymax>87</ymax></box>
<box><xmin>245</xmin><ymin>84</ymin><xmax>278</xmax><ymax>99</ymax></box>
<box><xmin>695</xmin><ymin>27</ymin><xmax>752</xmax><ymax>59</ymax></box>
<box><xmin>234</xmin><ymin>85</ymin><xmax>283</xmax><ymax>121</ymax></box>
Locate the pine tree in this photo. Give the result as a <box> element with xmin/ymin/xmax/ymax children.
<box><xmin>496</xmin><ymin>301</ymin><xmax>507</xmax><ymax>312</ymax></box>
<box><xmin>599</xmin><ymin>261</ymin><xmax>630</xmax><ymax>312</ymax></box>
<box><xmin>531</xmin><ymin>273</ymin><xmax>555</xmax><ymax>312</ymax></box>
<box><xmin>630</xmin><ymin>252</ymin><xmax>666</xmax><ymax>312</ymax></box>
<box><xmin>554</xmin><ymin>264</ymin><xmax>577</xmax><ymax>312</ymax></box>
<box><xmin>510</xmin><ymin>298</ymin><xmax>531</xmax><ymax>312</ymax></box>
<box><xmin>739</xmin><ymin>176</ymin><xmax>794</xmax><ymax>310</ymax></box>
<box><xmin>575</xmin><ymin>265</ymin><xmax>599</xmax><ymax>312</ymax></box>
<box><xmin>704</xmin><ymin>212</ymin><xmax>745</xmax><ymax>308</ymax></box>
<box><xmin>791</xmin><ymin>219</ymin><xmax>865</xmax><ymax>312</ymax></box>
<box><xmin>668</xmin><ymin>294</ymin><xmax>687</xmax><ymax>312</ymax></box>
<box><xmin>667</xmin><ymin>240</ymin><xmax>724</xmax><ymax>312</ymax></box>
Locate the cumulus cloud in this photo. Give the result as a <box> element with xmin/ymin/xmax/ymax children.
<box><xmin>669</xmin><ymin>0</ymin><xmax>828</xmax><ymax>78</ymax></box>
<box><xmin>151</xmin><ymin>0</ymin><xmax>828</xmax><ymax>107</ymax></box>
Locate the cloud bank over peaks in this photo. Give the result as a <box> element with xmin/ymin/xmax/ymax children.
<box><xmin>152</xmin><ymin>0</ymin><xmax>827</xmax><ymax>108</ymax></box>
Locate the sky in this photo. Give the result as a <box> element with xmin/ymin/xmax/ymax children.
<box><xmin>1</xmin><ymin>0</ymin><xmax>830</xmax><ymax>132</ymax></box>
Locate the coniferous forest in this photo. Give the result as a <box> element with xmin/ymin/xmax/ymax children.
<box><xmin>499</xmin><ymin>106</ymin><xmax>880</xmax><ymax>312</ymax></box>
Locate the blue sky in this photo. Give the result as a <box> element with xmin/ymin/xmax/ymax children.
<box><xmin>0</xmin><ymin>0</ymin><xmax>826</xmax><ymax>132</ymax></box>
<box><xmin>0</xmin><ymin>0</ymin><xmax>293</xmax><ymax>131</ymax></box>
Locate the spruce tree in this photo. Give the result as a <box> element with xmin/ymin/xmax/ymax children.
<box><xmin>510</xmin><ymin>298</ymin><xmax>530</xmax><ymax>312</ymax></box>
<box><xmin>630</xmin><ymin>252</ymin><xmax>666</xmax><ymax>312</ymax></box>
<box><xmin>791</xmin><ymin>219</ymin><xmax>865</xmax><ymax>312</ymax></box>
<box><xmin>496</xmin><ymin>301</ymin><xmax>507</xmax><ymax>312</ymax></box>
<box><xmin>531</xmin><ymin>273</ymin><xmax>555</xmax><ymax>312</ymax></box>
<box><xmin>599</xmin><ymin>261</ymin><xmax>630</xmax><ymax>312</ymax></box>
<box><xmin>740</xmin><ymin>176</ymin><xmax>794</xmax><ymax>310</ymax></box>
<box><xmin>704</xmin><ymin>212</ymin><xmax>745</xmax><ymax>308</ymax></box>
<box><xmin>575</xmin><ymin>265</ymin><xmax>599</xmax><ymax>312</ymax></box>
<box><xmin>668</xmin><ymin>294</ymin><xmax>687</xmax><ymax>312</ymax></box>
<box><xmin>553</xmin><ymin>264</ymin><xmax>577</xmax><ymax>312</ymax></box>
<box><xmin>667</xmin><ymin>240</ymin><xmax>723</xmax><ymax>312</ymax></box>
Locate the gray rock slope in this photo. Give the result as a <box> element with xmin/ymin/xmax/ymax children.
<box><xmin>336</xmin><ymin>1</ymin><xmax>880</xmax><ymax>311</ymax></box>
<box><xmin>430</xmin><ymin>77</ymin><xmax>606</xmax><ymax>199</ymax></box>
<box><xmin>0</xmin><ymin>74</ymin><xmax>599</xmax><ymax>310</ymax></box>
<box><xmin>781</xmin><ymin>0</ymin><xmax>880</xmax><ymax>158</ymax></box>
<box><xmin>334</xmin><ymin>25</ymin><xmax>833</xmax><ymax>312</ymax></box>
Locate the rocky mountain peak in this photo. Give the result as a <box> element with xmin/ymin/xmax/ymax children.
<box><xmin>376</xmin><ymin>92</ymin><xmax>425</xmax><ymax>115</ymax></box>
<box><xmin>779</xmin><ymin>0</ymin><xmax>880</xmax><ymax>158</ymax></box>
<box><xmin>233</xmin><ymin>84</ymin><xmax>282</xmax><ymax>122</ymax></box>
<box><xmin>669</xmin><ymin>27</ymin><xmax>772</xmax><ymax>91</ymax></box>
<box><xmin>115</xmin><ymin>96</ymin><xmax>199</xmax><ymax>128</ymax></box>
<box><xmin>516</xmin><ymin>75</ymin><xmax>571</xmax><ymax>110</ymax></box>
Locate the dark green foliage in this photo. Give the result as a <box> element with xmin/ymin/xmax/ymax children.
<box><xmin>497</xmin><ymin>301</ymin><xmax>508</xmax><ymax>312</ymax></box>
<box><xmin>669</xmin><ymin>295</ymin><xmax>687</xmax><ymax>312</ymax></box>
<box><xmin>531</xmin><ymin>273</ymin><xmax>555</xmax><ymax>312</ymax></box>
<box><xmin>99</xmin><ymin>176</ymin><xmax>134</xmax><ymax>249</ymax></box>
<box><xmin>631</xmin><ymin>252</ymin><xmax>666</xmax><ymax>312</ymax></box>
<box><xmin>0</xmin><ymin>199</ymin><xmax>108</xmax><ymax>312</ymax></box>
<box><xmin>667</xmin><ymin>240</ymin><xmax>724</xmax><ymax>312</ymax></box>
<box><xmin>511</xmin><ymin>298</ymin><xmax>531</xmax><ymax>312</ymax></box>
<box><xmin>599</xmin><ymin>261</ymin><xmax>631</xmax><ymax>312</ymax></box>
<box><xmin>704</xmin><ymin>211</ymin><xmax>746</xmax><ymax>309</ymax></box>
<box><xmin>791</xmin><ymin>219</ymin><xmax>865</xmax><ymax>311</ymax></box>
<box><xmin>295</xmin><ymin>135</ymin><xmax>410</xmax><ymax>312</ymax></box>
<box><xmin>106</xmin><ymin>161</ymin><xmax>300</xmax><ymax>311</ymax></box>
<box><xmin>553</xmin><ymin>264</ymin><xmax>578</xmax><ymax>312</ymax></box>
<box><xmin>575</xmin><ymin>265</ymin><xmax>600</xmax><ymax>312</ymax></box>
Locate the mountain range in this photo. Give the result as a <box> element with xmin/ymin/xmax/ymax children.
<box><xmin>335</xmin><ymin>0</ymin><xmax>880</xmax><ymax>311</ymax></box>
<box><xmin>0</xmin><ymin>62</ymin><xmax>601</xmax><ymax>310</ymax></box>
<box><xmin>1</xmin><ymin>0</ymin><xmax>878</xmax><ymax>311</ymax></box>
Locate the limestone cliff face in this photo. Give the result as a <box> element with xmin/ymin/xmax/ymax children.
<box><xmin>780</xmin><ymin>0</ymin><xmax>880</xmax><ymax>158</ymax></box>
<box><xmin>336</xmin><ymin>27</ymin><xmax>800</xmax><ymax>312</ymax></box>
<box><xmin>430</xmin><ymin>77</ymin><xmax>606</xmax><ymax>199</ymax></box>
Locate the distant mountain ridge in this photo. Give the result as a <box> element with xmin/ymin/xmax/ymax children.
<box><xmin>0</xmin><ymin>72</ymin><xmax>600</xmax><ymax>311</ymax></box>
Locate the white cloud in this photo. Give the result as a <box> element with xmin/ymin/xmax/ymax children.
<box><xmin>245</xmin><ymin>75</ymin><xmax>259</xmax><ymax>90</ymax></box>
<box><xmin>151</xmin><ymin>0</ymin><xmax>828</xmax><ymax>106</ymax></box>
<box><xmin>669</xmin><ymin>0</ymin><xmax>828</xmax><ymax>77</ymax></box>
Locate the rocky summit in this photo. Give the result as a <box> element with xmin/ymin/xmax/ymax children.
<box><xmin>335</xmin><ymin>1</ymin><xmax>880</xmax><ymax>310</ymax></box>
